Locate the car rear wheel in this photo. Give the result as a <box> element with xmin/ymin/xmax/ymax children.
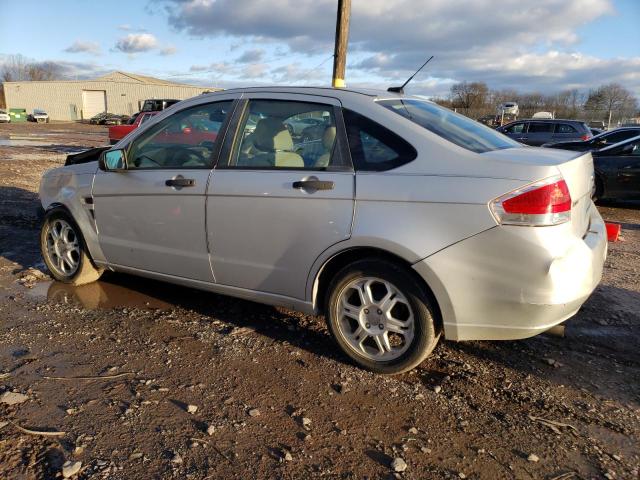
<box><xmin>40</xmin><ymin>209</ymin><xmax>103</xmax><ymax>285</ymax></box>
<box><xmin>326</xmin><ymin>259</ymin><xmax>440</xmax><ymax>374</ymax></box>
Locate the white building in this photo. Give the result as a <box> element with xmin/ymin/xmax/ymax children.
<box><xmin>2</xmin><ymin>71</ymin><xmax>219</xmax><ymax>121</ymax></box>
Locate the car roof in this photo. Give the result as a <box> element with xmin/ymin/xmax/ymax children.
<box><xmin>198</xmin><ymin>85</ymin><xmax>406</xmax><ymax>101</ymax></box>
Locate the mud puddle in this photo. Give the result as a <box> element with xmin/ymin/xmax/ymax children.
<box><xmin>27</xmin><ymin>274</ymin><xmax>177</xmax><ymax>310</ymax></box>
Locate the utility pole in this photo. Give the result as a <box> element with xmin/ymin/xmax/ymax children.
<box><xmin>332</xmin><ymin>0</ymin><xmax>351</xmax><ymax>88</ymax></box>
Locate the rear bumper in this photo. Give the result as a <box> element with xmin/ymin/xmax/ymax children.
<box><xmin>413</xmin><ymin>202</ymin><xmax>607</xmax><ymax>341</ymax></box>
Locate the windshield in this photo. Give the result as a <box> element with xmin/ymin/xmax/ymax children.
<box><xmin>378</xmin><ymin>99</ymin><xmax>521</xmax><ymax>153</ymax></box>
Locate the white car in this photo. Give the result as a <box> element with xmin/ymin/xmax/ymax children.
<box><xmin>0</xmin><ymin>109</ymin><xmax>10</xmax><ymax>123</ymax></box>
<box><xmin>29</xmin><ymin>109</ymin><xmax>49</xmax><ymax>123</ymax></box>
<box><xmin>498</xmin><ymin>102</ymin><xmax>519</xmax><ymax>116</ymax></box>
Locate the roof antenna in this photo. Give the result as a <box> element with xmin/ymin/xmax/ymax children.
<box><xmin>387</xmin><ymin>55</ymin><xmax>434</xmax><ymax>94</ymax></box>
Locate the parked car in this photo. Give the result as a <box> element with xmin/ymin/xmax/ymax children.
<box><xmin>90</xmin><ymin>112</ymin><xmax>129</xmax><ymax>125</ymax></box>
<box><xmin>104</xmin><ymin>114</ymin><xmax>129</xmax><ymax>126</ymax></box>
<box><xmin>284</xmin><ymin>116</ymin><xmax>326</xmax><ymax>137</ymax></box>
<box><xmin>28</xmin><ymin>109</ymin><xmax>49</xmax><ymax>123</ymax></box>
<box><xmin>590</xmin><ymin>128</ymin><xmax>604</xmax><ymax>136</ymax></box>
<box><xmin>141</xmin><ymin>99</ymin><xmax>180</xmax><ymax>113</ymax></box>
<box><xmin>542</xmin><ymin>127</ymin><xmax>640</xmax><ymax>151</ymax></box>
<box><xmin>588</xmin><ymin>120</ymin><xmax>606</xmax><ymax>131</ymax></box>
<box><xmin>497</xmin><ymin>102</ymin><xmax>519</xmax><ymax>116</ymax></box>
<box><xmin>0</xmin><ymin>109</ymin><xmax>10</xmax><ymax>123</ymax></box>
<box><xmin>477</xmin><ymin>115</ymin><xmax>498</xmax><ymax>127</ymax></box>
<box><xmin>532</xmin><ymin>111</ymin><xmax>554</xmax><ymax>119</ymax></box>
<box><xmin>38</xmin><ymin>87</ymin><xmax>606</xmax><ymax>374</ymax></box>
<box><xmin>108</xmin><ymin>112</ymin><xmax>158</xmax><ymax>145</ymax></box>
<box><xmin>497</xmin><ymin>119</ymin><xmax>592</xmax><ymax>146</ymax></box>
<box><xmin>592</xmin><ymin>135</ymin><xmax>640</xmax><ymax>201</ymax></box>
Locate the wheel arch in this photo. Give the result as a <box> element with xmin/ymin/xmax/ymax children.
<box><xmin>312</xmin><ymin>246</ymin><xmax>443</xmax><ymax>331</ymax></box>
<box><xmin>42</xmin><ymin>201</ymin><xmax>106</xmax><ymax>266</ymax></box>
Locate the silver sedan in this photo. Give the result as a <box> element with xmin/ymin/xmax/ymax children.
<box><xmin>39</xmin><ymin>87</ymin><xmax>607</xmax><ymax>374</ymax></box>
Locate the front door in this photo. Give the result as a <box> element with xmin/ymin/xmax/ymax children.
<box><xmin>207</xmin><ymin>94</ymin><xmax>355</xmax><ymax>300</ymax></box>
<box><xmin>610</xmin><ymin>139</ymin><xmax>640</xmax><ymax>199</ymax></box>
<box><xmin>92</xmin><ymin>98</ymin><xmax>236</xmax><ymax>282</ymax></box>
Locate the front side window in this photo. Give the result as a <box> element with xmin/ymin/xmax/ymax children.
<box><xmin>126</xmin><ymin>100</ymin><xmax>232</xmax><ymax>169</ymax></box>
<box><xmin>504</xmin><ymin>122</ymin><xmax>525</xmax><ymax>134</ymax></box>
<box><xmin>226</xmin><ymin>100</ymin><xmax>340</xmax><ymax>169</ymax></box>
<box><xmin>604</xmin><ymin>130</ymin><xmax>639</xmax><ymax>145</ymax></box>
<box><xmin>379</xmin><ymin>99</ymin><xmax>520</xmax><ymax>153</ymax></box>
<box><xmin>343</xmin><ymin>109</ymin><xmax>417</xmax><ymax>171</ymax></box>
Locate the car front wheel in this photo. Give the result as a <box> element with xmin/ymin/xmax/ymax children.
<box><xmin>40</xmin><ymin>209</ymin><xmax>103</xmax><ymax>285</ymax></box>
<box><xmin>326</xmin><ymin>259</ymin><xmax>440</xmax><ymax>374</ymax></box>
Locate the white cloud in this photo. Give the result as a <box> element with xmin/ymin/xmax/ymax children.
<box><xmin>159</xmin><ymin>45</ymin><xmax>178</xmax><ymax>56</ymax></box>
<box><xmin>235</xmin><ymin>48</ymin><xmax>265</xmax><ymax>64</ymax></box>
<box><xmin>162</xmin><ymin>0</ymin><xmax>640</xmax><ymax>96</ymax></box>
<box><xmin>114</xmin><ymin>33</ymin><xmax>158</xmax><ymax>53</ymax></box>
<box><xmin>64</xmin><ymin>40</ymin><xmax>101</xmax><ymax>56</ymax></box>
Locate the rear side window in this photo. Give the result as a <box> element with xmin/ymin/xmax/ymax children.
<box><xmin>555</xmin><ymin>123</ymin><xmax>577</xmax><ymax>134</ymax></box>
<box><xmin>528</xmin><ymin>122</ymin><xmax>554</xmax><ymax>133</ymax></box>
<box><xmin>343</xmin><ymin>109</ymin><xmax>416</xmax><ymax>171</ymax></box>
<box><xmin>379</xmin><ymin>99</ymin><xmax>520</xmax><ymax>153</ymax></box>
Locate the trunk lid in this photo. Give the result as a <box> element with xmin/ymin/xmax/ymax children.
<box><xmin>484</xmin><ymin>147</ymin><xmax>594</xmax><ymax>236</ymax></box>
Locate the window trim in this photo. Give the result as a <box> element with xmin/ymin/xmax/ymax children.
<box><xmin>123</xmin><ymin>99</ymin><xmax>238</xmax><ymax>171</ymax></box>
<box><xmin>216</xmin><ymin>98</ymin><xmax>353</xmax><ymax>172</ymax></box>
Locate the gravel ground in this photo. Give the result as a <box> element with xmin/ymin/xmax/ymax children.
<box><xmin>0</xmin><ymin>122</ymin><xmax>638</xmax><ymax>480</ymax></box>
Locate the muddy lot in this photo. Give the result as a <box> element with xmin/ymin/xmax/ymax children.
<box><xmin>0</xmin><ymin>122</ymin><xmax>638</xmax><ymax>480</ymax></box>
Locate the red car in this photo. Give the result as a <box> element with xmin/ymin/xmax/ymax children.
<box><xmin>109</xmin><ymin>112</ymin><xmax>159</xmax><ymax>145</ymax></box>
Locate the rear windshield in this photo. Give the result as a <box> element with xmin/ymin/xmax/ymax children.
<box><xmin>378</xmin><ymin>99</ymin><xmax>520</xmax><ymax>153</ymax></box>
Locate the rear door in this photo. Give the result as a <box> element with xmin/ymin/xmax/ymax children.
<box><xmin>526</xmin><ymin>122</ymin><xmax>555</xmax><ymax>146</ymax></box>
<box><xmin>93</xmin><ymin>96</ymin><xmax>237</xmax><ymax>282</ymax></box>
<box><xmin>207</xmin><ymin>93</ymin><xmax>355</xmax><ymax>300</ymax></box>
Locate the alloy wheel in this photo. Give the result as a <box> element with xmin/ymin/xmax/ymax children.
<box><xmin>45</xmin><ymin>219</ymin><xmax>80</xmax><ymax>277</ymax></box>
<box><xmin>336</xmin><ymin>277</ymin><xmax>415</xmax><ymax>361</ymax></box>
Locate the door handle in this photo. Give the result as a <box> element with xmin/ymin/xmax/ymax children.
<box><xmin>166</xmin><ymin>178</ymin><xmax>195</xmax><ymax>187</ymax></box>
<box><xmin>292</xmin><ymin>180</ymin><xmax>334</xmax><ymax>190</ymax></box>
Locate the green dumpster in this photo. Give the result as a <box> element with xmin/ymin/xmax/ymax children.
<box><xmin>9</xmin><ymin>108</ymin><xmax>27</xmax><ymax>122</ymax></box>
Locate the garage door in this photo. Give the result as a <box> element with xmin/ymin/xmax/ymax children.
<box><xmin>82</xmin><ymin>90</ymin><xmax>106</xmax><ymax>119</ymax></box>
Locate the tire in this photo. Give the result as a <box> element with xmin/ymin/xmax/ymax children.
<box><xmin>325</xmin><ymin>258</ymin><xmax>440</xmax><ymax>374</ymax></box>
<box><xmin>40</xmin><ymin>208</ymin><xmax>103</xmax><ymax>285</ymax></box>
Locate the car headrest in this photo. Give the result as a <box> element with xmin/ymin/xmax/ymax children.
<box><xmin>322</xmin><ymin>126</ymin><xmax>336</xmax><ymax>150</ymax></box>
<box><xmin>253</xmin><ymin>118</ymin><xmax>294</xmax><ymax>152</ymax></box>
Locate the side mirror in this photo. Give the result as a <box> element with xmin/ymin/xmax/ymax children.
<box><xmin>99</xmin><ymin>149</ymin><xmax>127</xmax><ymax>171</ymax></box>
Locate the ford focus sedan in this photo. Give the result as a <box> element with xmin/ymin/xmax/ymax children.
<box><xmin>39</xmin><ymin>87</ymin><xmax>607</xmax><ymax>374</ymax></box>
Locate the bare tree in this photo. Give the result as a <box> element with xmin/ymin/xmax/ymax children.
<box><xmin>585</xmin><ymin>83</ymin><xmax>637</xmax><ymax>128</ymax></box>
<box><xmin>450</xmin><ymin>81</ymin><xmax>489</xmax><ymax>113</ymax></box>
<box><xmin>1</xmin><ymin>54</ymin><xmax>62</xmax><ymax>82</ymax></box>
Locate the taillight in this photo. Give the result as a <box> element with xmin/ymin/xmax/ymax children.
<box><xmin>581</xmin><ymin>134</ymin><xmax>591</xmax><ymax>141</ymax></box>
<box><xmin>490</xmin><ymin>176</ymin><xmax>572</xmax><ymax>226</ymax></box>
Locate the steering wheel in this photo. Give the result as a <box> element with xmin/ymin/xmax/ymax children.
<box><xmin>168</xmin><ymin>146</ymin><xmax>207</xmax><ymax>166</ymax></box>
<box><xmin>134</xmin><ymin>154</ymin><xmax>162</xmax><ymax>167</ymax></box>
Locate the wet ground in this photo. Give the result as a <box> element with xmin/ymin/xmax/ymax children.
<box><xmin>0</xmin><ymin>122</ymin><xmax>638</xmax><ymax>480</ymax></box>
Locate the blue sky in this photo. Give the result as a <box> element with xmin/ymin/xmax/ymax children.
<box><xmin>1</xmin><ymin>0</ymin><xmax>638</xmax><ymax>97</ymax></box>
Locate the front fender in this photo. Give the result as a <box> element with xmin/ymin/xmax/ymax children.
<box><xmin>39</xmin><ymin>163</ymin><xmax>106</xmax><ymax>263</ymax></box>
